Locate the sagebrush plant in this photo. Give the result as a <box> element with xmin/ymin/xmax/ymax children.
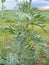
<box><xmin>0</xmin><ymin>0</ymin><xmax>49</xmax><ymax>65</ymax></box>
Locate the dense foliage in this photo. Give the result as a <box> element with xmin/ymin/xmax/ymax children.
<box><xmin>0</xmin><ymin>0</ymin><xmax>49</xmax><ymax>65</ymax></box>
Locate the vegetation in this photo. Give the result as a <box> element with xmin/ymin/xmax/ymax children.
<box><xmin>1</xmin><ymin>0</ymin><xmax>6</xmax><ymax>16</ymax></box>
<box><xmin>0</xmin><ymin>0</ymin><xmax>49</xmax><ymax>65</ymax></box>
